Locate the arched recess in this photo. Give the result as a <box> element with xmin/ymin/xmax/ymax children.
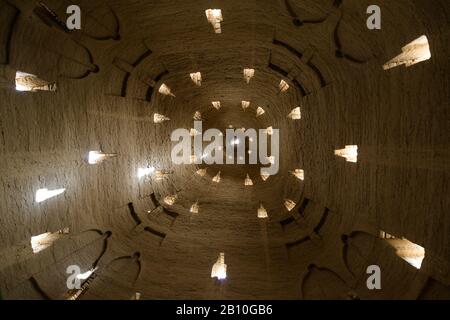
<box><xmin>300</xmin><ymin>264</ymin><xmax>356</xmax><ymax>300</ymax></box>
<box><xmin>8</xmin><ymin>16</ymin><xmax>98</xmax><ymax>83</ymax></box>
<box><xmin>2</xmin><ymin>229</ymin><xmax>112</xmax><ymax>299</ymax></box>
<box><xmin>32</xmin><ymin>0</ymin><xmax>120</xmax><ymax>40</ymax></box>
<box><xmin>418</xmin><ymin>277</ymin><xmax>450</xmax><ymax>300</ymax></box>
<box><xmin>0</xmin><ymin>0</ymin><xmax>19</xmax><ymax>65</ymax></box>
<box><xmin>82</xmin><ymin>252</ymin><xmax>142</xmax><ymax>299</ymax></box>
<box><xmin>343</xmin><ymin>231</ymin><xmax>428</xmax><ymax>299</ymax></box>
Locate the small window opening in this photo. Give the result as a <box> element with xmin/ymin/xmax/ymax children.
<box><xmin>31</xmin><ymin>228</ymin><xmax>69</xmax><ymax>253</ymax></box>
<box><xmin>205</xmin><ymin>9</ymin><xmax>223</xmax><ymax>34</ymax></box>
<box><xmin>284</xmin><ymin>199</ymin><xmax>296</xmax><ymax>211</ymax></box>
<box><xmin>163</xmin><ymin>195</ymin><xmax>177</xmax><ymax>206</ymax></box>
<box><xmin>190</xmin><ymin>201</ymin><xmax>199</xmax><ymax>214</ymax></box>
<box><xmin>244</xmin><ymin>174</ymin><xmax>253</xmax><ymax>186</ymax></box>
<box><xmin>158</xmin><ymin>83</ymin><xmax>175</xmax><ymax>97</ymax></box>
<box><xmin>190</xmin><ymin>72</ymin><xmax>202</xmax><ymax>86</ymax></box>
<box><xmin>35</xmin><ymin>188</ymin><xmax>65</xmax><ymax>203</ymax></box>
<box><xmin>279</xmin><ymin>79</ymin><xmax>289</xmax><ymax>93</ymax></box>
<box><xmin>15</xmin><ymin>71</ymin><xmax>56</xmax><ymax>92</ymax></box>
<box><xmin>241</xmin><ymin>101</ymin><xmax>250</xmax><ymax>110</ymax></box>
<box><xmin>260</xmin><ymin>172</ymin><xmax>270</xmax><ymax>181</ymax></box>
<box><xmin>87</xmin><ymin>150</ymin><xmax>117</xmax><ymax>165</ymax></box>
<box><xmin>153</xmin><ymin>113</ymin><xmax>170</xmax><ymax>123</ymax></box>
<box><xmin>383</xmin><ymin>35</ymin><xmax>431</xmax><ymax>70</ymax></box>
<box><xmin>288</xmin><ymin>107</ymin><xmax>301</xmax><ymax>120</ymax></box>
<box><xmin>258</xmin><ymin>204</ymin><xmax>268</xmax><ymax>218</ymax></box>
<box><xmin>256</xmin><ymin>106</ymin><xmax>265</xmax><ymax>117</ymax></box>
<box><xmin>196</xmin><ymin>168</ymin><xmax>207</xmax><ymax>177</ymax></box>
<box><xmin>211</xmin><ymin>253</ymin><xmax>227</xmax><ymax>279</ymax></box>
<box><xmin>138</xmin><ymin>166</ymin><xmax>155</xmax><ymax>178</ymax></box>
<box><xmin>334</xmin><ymin>145</ymin><xmax>358</xmax><ymax>163</ymax></box>
<box><xmin>290</xmin><ymin>169</ymin><xmax>304</xmax><ymax>180</ymax></box>
<box><xmin>193</xmin><ymin>111</ymin><xmax>202</xmax><ymax>120</ymax></box>
<box><xmin>379</xmin><ymin>230</ymin><xmax>425</xmax><ymax>269</ymax></box>
<box><xmin>212</xmin><ymin>171</ymin><xmax>221</xmax><ymax>183</ymax></box>
<box><xmin>243</xmin><ymin>68</ymin><xmax>255</xmax><ymax>84</ymax></box>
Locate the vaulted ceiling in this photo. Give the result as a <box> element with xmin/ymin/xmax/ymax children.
<box><xmin>0</xmin><ymin>0</ymin><xmax>449</xmax><ymax>300</ymax></box>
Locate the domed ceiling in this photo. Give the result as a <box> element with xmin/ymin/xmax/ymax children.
<box><xmin>0</xmin><ymin>0</ymin><xmax>449</xmax><ymax>300</ymax></box>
